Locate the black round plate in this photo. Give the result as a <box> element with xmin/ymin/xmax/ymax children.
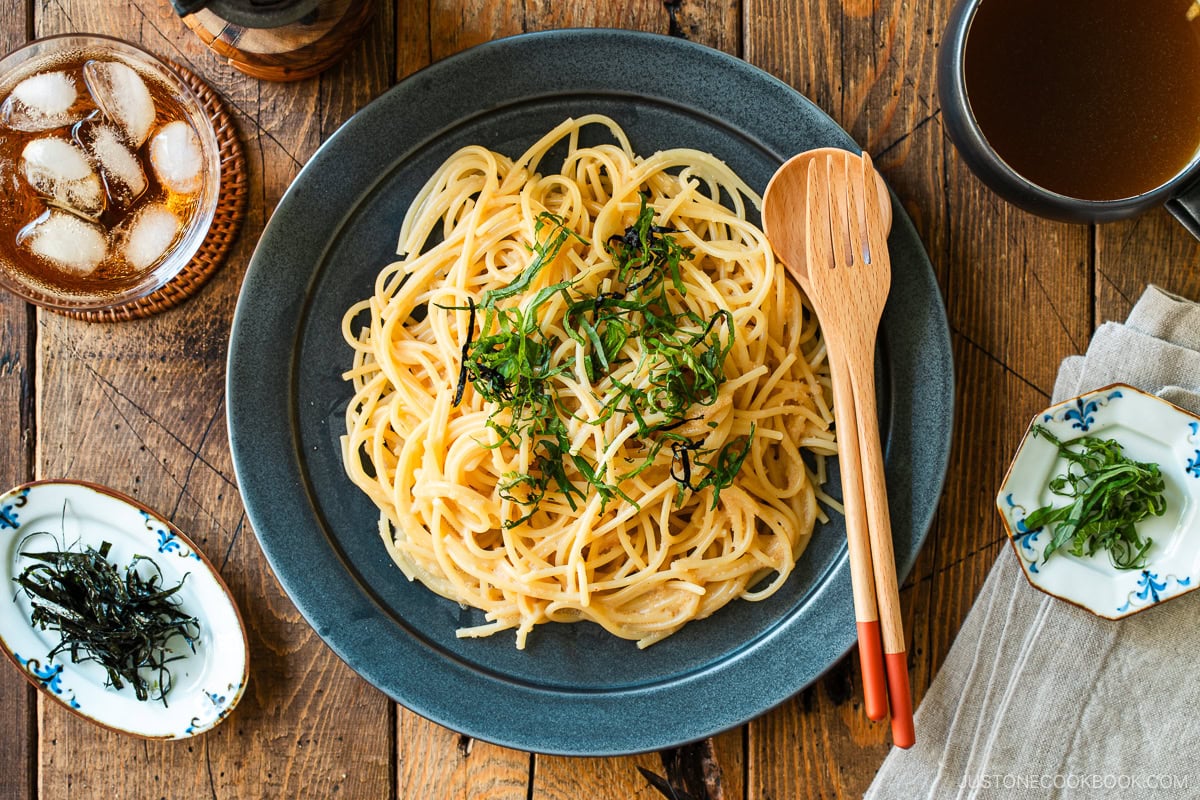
<box><xmin>227</xmin><ymin>29</ymin><xmax>953</xmax><ymax>756</ymax></box>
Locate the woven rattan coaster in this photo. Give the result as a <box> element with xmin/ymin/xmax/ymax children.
<box><xmin>60</xmin><ymin>61</ymin><xmax>247</xmax><ymax>322</ymax></box>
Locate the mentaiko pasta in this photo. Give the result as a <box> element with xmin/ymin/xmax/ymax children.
<box><xmin>340</xmin><ymin>115</ymin><xmax>836</xmax><ymax>648</ymax></box>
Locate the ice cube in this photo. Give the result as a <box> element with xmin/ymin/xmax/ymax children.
<box><xmin>1</xmin><ymin>71</ymin><xmax>82</xmax><ymax>132</ymax></box>
<box><xmin>77</xmin><ymin>120</ymin><xmax>147</xmax><ymax>208</ymax></box>
<box><xmin>18</xmin><ymin>208</ymin><xmax>108</xmax><ymax>274</ymax></box>
<box><xmin>82</xmin><ymin>59</ymin><xmax>155</xmax><ymax>147</ymax></box>
<box><xmin>119</xmin><ymin>203</ymin><xmax>178</xmax><ymax>270</ymax></box>
<box><xmin>149</xmin><ymin>120</ymin><xmax>204</xmax><ymax>195</ymax></box>
<box><xmin>21</xmin><ymin>137</ymin><xmax>105</xmax><ymax>219</ymax></box>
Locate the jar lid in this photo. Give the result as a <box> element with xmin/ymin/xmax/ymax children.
<box><xmin>172</xmin><ymin>0</ymin><xmax>322</xmax><ymax>29</ymax></box>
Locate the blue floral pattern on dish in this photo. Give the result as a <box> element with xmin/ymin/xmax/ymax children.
<box><xmin>0</xmin><ymin>481</ymin><xmax>247</xmax><ymax>739</ymax></box>
<box><xmin>1183</xmin><ymin>423</ymin><xmax>1200</xmax><ymax>478</ymax></box>
<box><xmin>1</xmin><ymin>487</ymin><xmax>30</xmax><ymax>530</ymax></box>
<box><xmin>1004</xmin><ymin>494</ymin><xmax>1042</xmax><ymax>574</ymax></box>
<box><xmin>1042</xmin><ymin>389</ymin><xmax>1123</xmax><ymax>432</ymax></box>
<box><xmin>1117</xmin><ymin>571</ymin><xmax>1194</xmax><ymax>613</ymax></box>
<box><xmin>15</xmin><ymin>653</ymin><xmax>80</xmax><ymax>709</ymax></box>
<box><xmin>1000</xmin><ymin>384</ymin><xmax>1200</xmax><ymax>620</ymax></box>
<box><xmin>144</xmin><ymin>512</ymin><xmax>201</xmax><ymax>560</ymax></box>
<box><xmin>184</xmin><ymin>683</ymin><xmax>240</xmax><ymax>735</ymax></box>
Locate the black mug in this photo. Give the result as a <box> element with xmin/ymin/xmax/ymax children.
<box><xmin>171</xmin><ymin>0</ymin><xmax>322</xmax><ymax>28</ymax></box>
<box><xmin>938</xmin><ymin>0</ymin><xmax>1200</xmax><ymax>238</ymax></box>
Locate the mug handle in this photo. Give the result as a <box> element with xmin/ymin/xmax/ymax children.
<box><xmin>1167</xmin><ymin>176</ymin><xmax>1200</xmax><ymax>240</ymax></box>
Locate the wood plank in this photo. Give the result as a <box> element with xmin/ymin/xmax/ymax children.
<box><xmin>424</xmin><ymin>0</ymin><xmax>739</xmax><ymax>59</ymax></box>
<box><xmin>0</xmin><ymin>301</ymin><xmax>35</xmax><ymax>800</ymax></box>
<box><xmin>398</xmin><ymin>710</ymin><xmax>530</xmax><ymax>799</ymax></box>
<box><xmin>387</xmin><ymin>3</ymin><xmax>536</xmax><ymax>797</ymax></box>
<box><xmin>0</xmin><ymin>6</ymin><xmax>35</xmax><ymax>800</ymax></box>
<box><xmin>0</xmin><ymin>5</ymin><xmax>38</xmax><ymax>800</ymax></box>
<box><xmin>29</xmin><ymin>3</ymin><xmax>393</xmax><ymax>799</ymax></box>
<box><xmin>519</xmin><ymin>1</ymin><xmax>745</xmax><ymax>794</ymax></box>
<box><xmin>525</xmin><ymin>0</ymin><xmax>739</xmax><ymax>55</ymax></box>
<box><xmin>916</xmin><ymin>336</ymin><xmax>1040</xmax><ymax>678</ymax></box>
<box><xmin>397</xmin><ymin>0</ymin><xmax>431</xmax><ymax>80</ymax></box>
<box><xmin>533</xmin><ymin>752</ymin><xmax>662</xmax><ymax>800</ymax></box>
<box><xmin>1095</xmin><ymin>209</ymin><xmax>1200</xmax><ymax>322</ymax></box>
<box><xmin>389</xmin><ymin>2</ymin><xmax>749</xmax><ymax>795</ymax></box>
<box><xmin>743</xmin><ymin>0</ymin><xmax>1093</xmax><ymax>796</ymax></box>
<box><xmin>319</xmin><ymin>0</ymin><xmax>394</xmax><ymax>135</ymax></box>
<box><xmin>913</xmin><ymin>156</ymin><xmax>1090</xmax><ymax>675</ymax></box>
<box><xmin>429</xmin><ymin>0</ymin><xmax>524</xmax><ymax>55</ymax></box>
<box><xmin>748</xmin><ymin>658</ymin><xmax>885</xmax><ymax>800</ymax></box>
<box><xmin>532</xmin><ymin>730</ymin><xmax>742</xmax><ymax>800</ymax></box>
<box><xmin>744</xmin><ymin>2</ymin><xmax>935</xmax><ymax>793</ymax></box>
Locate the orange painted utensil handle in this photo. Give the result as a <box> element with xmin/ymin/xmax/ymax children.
<box><xmin>886</xmin><ymin>652</ymin><xmax>915</xmax><ymax>749</ymax></box>
<box><xmin>851</xmin><ymin>340</ymin><xmax>914</xmax><ymax>747</ymax></box>
<box><xmin>857</xmin><ymin>619</ymin><xmax>887</xmax><ymax>721</ymax></box>
<box><xmin>825</xmin><ymin>338</ymin><xmax>887</xmax><ymax>722</ymax></box>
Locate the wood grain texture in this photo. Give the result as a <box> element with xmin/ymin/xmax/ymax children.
<box><xmin>398</xmin><ymin>710</ymin><xmax>530</xmax><ymax>799</ymax></box>
<box><xmin>391</xmin><ymin>4</ymin><xmax>748</xmax><ymax>798</ymax></box>
<box><xmin>1095</xmin><ymin>209</ymin><xmax>1200</xmax><ymax>322</ymax></box>
<box><xmin>521</xmin><ymin>2</ymin><xmax>742</xmax><ymax>795</ymax></box>
<box><xmin>746</xmin><ymin>2</ymin><xmax>936</xmax><ymax>793</ymax></box>
<box><xmin>0</xmin><ymin>0</ymin><xmax>1145</xmax><ymax>797</ymax></box>
<box><xmin>0</xmin><ymin>8</ymin><xmax>35</xmax><ymax>800</ymax></box>
<box><xmin>396</xmin><ymin>0</ymin><xmax>431</xmax><ymax>79</ymax></box>
<box><xmin>0</xmin><ymin>298</ymin><xmax>35</xmax><ymax>800</ymax></box>
<box><xmin>744</xmin><ymin>0</ymin><xmax>1093</xmax><ymax>796</ymax></box>
<box><xmin>25</xmin><ymin>2</ymin><xmax>392</xmax><ymax>799</ymax></box>
<box><xmin>533</xmin><ymin>752</ymin><xmax>659</xmax><ymax>800</ymax></box>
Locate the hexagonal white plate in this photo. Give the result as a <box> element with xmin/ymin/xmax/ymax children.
<box><xmin>0</xmin><ymin>480</ymin><xmax>248</xmax><ymax>738</ymax></box>
<box><xmin>997</xmin><ymin>383</ymin><xmax>1200</xmax><ymax>618</ymax></box>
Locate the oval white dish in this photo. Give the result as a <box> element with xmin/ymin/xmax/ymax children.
<box><xmin>997</xmin><ymin>383</ymin><xmax>1200</xmax><ymax>618</ymax></box>
<box><xmin>0</xmin><ymin>479</ymin><xmax>248</xmax><ymax>738</ymax></box>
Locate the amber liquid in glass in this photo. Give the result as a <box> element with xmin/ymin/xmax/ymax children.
<box><xmin>0</xmin><ymin>51</ymin><xmax>200</xmax><ymax>300</ymax></box>
<box><xmin>964</xmin><ymin>0</ymin><xmax>1200</xmax><ymax>201</ymax></box>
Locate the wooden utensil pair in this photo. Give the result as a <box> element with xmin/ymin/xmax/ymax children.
<box><xmin>763</xmin><ymin>148</ymin><xmax>915</xmax><ymax>749</ymax></box>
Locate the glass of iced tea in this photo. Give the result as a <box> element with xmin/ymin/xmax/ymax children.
<box><xmin>0</xmin><ymin>34</ymin><xmax>221</xmax><ymax>311</ymax></box>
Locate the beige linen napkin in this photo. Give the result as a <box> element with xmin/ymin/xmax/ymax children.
<box><xmin>864</xmin><ymin>285</ymin><xmax>1200</xmax><ymax>800</ymax></box>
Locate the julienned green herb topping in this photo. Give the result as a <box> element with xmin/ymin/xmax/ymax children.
<box><xmin>14</xmin><ymin>536</ymin><xmax>200</xmax><ymax>705</ymax></box>
<box><xmin>451</xmin><ymin>200</ymin><xmax>753</xmax><ymax>527</ymax></box>
<box><xmin>1025</xmin><ymin>424</ymin><xmax>1166</xmax><ymax>569</ymax></box>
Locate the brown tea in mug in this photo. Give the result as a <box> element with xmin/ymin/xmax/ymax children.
<box><xmin>963</xmin><ymin>0</ymin><xmax>1200</xmax><ymax>201</ymax></box>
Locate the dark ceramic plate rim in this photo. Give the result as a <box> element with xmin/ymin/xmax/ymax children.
<box><xmin>227</xmin><ymin>28</ymin><xmax>953</xmax><ymax>756</ymax></box>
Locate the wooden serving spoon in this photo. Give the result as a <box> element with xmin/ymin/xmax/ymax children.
<box><xmin>762</xmin><ymin>149</ymin><xmax>892</xmax><ymax>726</ymax></box>
<box><xmin>803</xmin><ymin>149</ymin><xmax>913</xmax><ymax>749</ymax></box>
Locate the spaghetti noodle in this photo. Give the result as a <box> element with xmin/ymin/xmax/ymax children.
<box><xmin>340</xmin><ymin>115</ymin><xmax>836</xmax><ymax>648</ymax></box>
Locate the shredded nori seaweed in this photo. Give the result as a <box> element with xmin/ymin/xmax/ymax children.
<box><xmin>13</xmin><ymin>532</ymin><xmax>200</xmax><ymax>705</ymax></box>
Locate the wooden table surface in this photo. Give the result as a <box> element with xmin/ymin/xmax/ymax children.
<box><xmin>3</xmin><ymin>1</ymin><xmax>1198</xmax><ymax>798</ymax></box>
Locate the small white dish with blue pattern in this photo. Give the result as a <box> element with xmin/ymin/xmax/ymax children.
<box><xmin>0</xmin><ymin>480</ymin><xmax>248</xmax><ymax>738</ymax></box>
<box><xmin>997</xmin><ymin>383</ymin><xmax>1200</xmax><ymax>619</ymax></box>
